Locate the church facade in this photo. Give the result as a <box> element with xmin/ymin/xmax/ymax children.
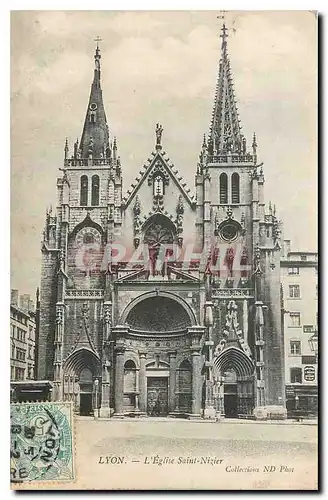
<box><xmin>38</xmin><ymin>26</ymin><xmax>285</xmax><ymax>419</ymax></box>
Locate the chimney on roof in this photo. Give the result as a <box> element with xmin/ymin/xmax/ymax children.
<box><xmin>11</xmin><ymin>289</ymin><xmax>19</xmax><ymax>306</ymax></box>
<box><xmin>19</xmin><ymin>294</ymin><xmax>31</xmax><ymax>312</ymax></box>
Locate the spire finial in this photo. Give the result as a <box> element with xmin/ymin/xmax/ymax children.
<box><xmin>220</xmin><ymin>23</ymin><xmax>228</xmax><ymax>55</ymax></box>
<box><xmin>94</xmin><ymin>36</ymin><xmax>102</xmax><ymax>49</ymax></box>
<box><xmin>94</xmin><ymin>36</ymin><xmax>102</xmax><ymax>71</ymax></box>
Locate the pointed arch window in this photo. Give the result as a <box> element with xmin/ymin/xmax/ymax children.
<box><xmin>219</xmin><ymin>173</ymin><xmax>228</xmax><ymax>204</ymax></box>
<box><xmin>154</xmin><ymin>175</ymin><xmax>164</xmax><ymax>196</ymax></box>
<box><xmin>231</xmin><ymin>173</ymin><xmax>240</xmax><ymax>204</ymax></box>
<box><xmin>91</xmin><ymin>175</ymin><xmax>100</xmax><ymax>206</ymax></box>
<box><xmin>80</xmin><ymin>175</ymin><xmax>88</xmax><ymax>206</ymax></box>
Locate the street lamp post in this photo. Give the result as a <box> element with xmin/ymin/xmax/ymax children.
<box><xmin>94</xmin><ymin>378</ymin><xmax>99</xmax><ymax>419</ymax></box>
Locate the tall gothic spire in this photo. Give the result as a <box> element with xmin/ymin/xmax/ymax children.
<box><xmin>208</xmin><ymin>24</ymin><xmax>245</xmax><ymax>156</ymax></box>
<box><xmin>79</xmin><ymin>41</ymin><xmax>111</xmax><ymax>159</ymax></box>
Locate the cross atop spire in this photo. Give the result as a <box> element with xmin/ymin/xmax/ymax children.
<box><xmin>94</xmin><ymin>37</ymin><xmax>102</xmax><ymax>71</ymax></box>
<box><xmin>220</xmin><ymin>23</ymin><xmax>228</xmax><ymax>54</ymax></box>
<box><xmin>94</xmin><ymin>36</ymin><xmax>102</xmax><ymax>47</ymax></box>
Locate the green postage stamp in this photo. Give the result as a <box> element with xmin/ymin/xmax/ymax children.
<box><xmin>10</xmin><ymin>402</ymin><xmax>74</xmax><ymax>485</ymax></box>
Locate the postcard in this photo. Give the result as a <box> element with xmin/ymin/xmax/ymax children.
<box><xmin>10</xmin><ymin>10</ymin><xmax>318</xmax><ymax>490</ymax></box>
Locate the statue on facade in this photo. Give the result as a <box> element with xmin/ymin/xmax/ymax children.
<box><xmin>155</xmin><ymin>123</ymin><xmax>163</xmax><ymax>147</ymax></box>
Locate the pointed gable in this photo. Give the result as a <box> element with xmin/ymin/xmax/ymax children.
<box><xmin>123</xmin><ymin>148</ymin><xmax>195</xmax><ymax>210</ymax></box>
<box><xmin>71</xmin><ymin>302</ymin><xmax>97</xmax><ymax>354</ymax></box>
<box><xmin>215</xmin><ymin>300</ymin><xmax>253</xmax><ymax>359</ymax></box>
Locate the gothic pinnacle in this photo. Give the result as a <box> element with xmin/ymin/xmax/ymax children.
<box><xmin>73</xmin><ymin>138</ymin><xmax>79</xmax><ymax>159</ymax></box>
<box><xmin>252</xmin><ymin>132</ymin><xmax>257</xmax><ymax>152</ymax></box>
<box><xmin>64</xmin><ymin>138</ymin><xmax>69</xmax><ymax>160</ymax></box>
<box><xmin>242</xmin><ymin>136</ymin><xmax>246</xmax><ymax>154</ymax></box>
<box><xmin>252</xmin><ymin>132</ymin><xmax>258</xmax><ymax>164</ymax></box>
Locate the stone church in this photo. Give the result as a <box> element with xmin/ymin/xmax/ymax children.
<box><xmin>38</xmin><ymin>25</ymin><xmax>285</xmax><ymax>419</ymax></box>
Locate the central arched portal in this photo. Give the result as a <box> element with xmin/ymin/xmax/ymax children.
<box><xmin>115</xmin><ymin>292</ymin><xmax>199</xmax><ymax>417</ymax></box>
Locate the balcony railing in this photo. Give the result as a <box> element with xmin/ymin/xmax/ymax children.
<box><xmin>207</xmin><ymin>154</ymin><xmax>254</xmax><ymax>164</ymax></box>
<box><xmin>65</xmin><ymin>158</ymin><xmax>112</xmax><ymax>167</ymax></box>
<box><xmin>65</xmin><ymin>289</ymin><xmax>104</xmax><ymax>298</ymax></box>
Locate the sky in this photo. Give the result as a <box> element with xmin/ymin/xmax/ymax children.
<box><xmin>11</xmin><ymin>10</ymin><xmax>317</xmax><ymax>299</ymax></box>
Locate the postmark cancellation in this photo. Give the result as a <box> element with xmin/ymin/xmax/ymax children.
<box><xmin>10</xmin><ymin>401</ymin><xmax>74</xmax><ymax>487</ymax></box>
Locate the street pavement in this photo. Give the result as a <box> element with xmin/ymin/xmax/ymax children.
<box><xmin>68</xmin><ymin>418</ymin><xmax>317</xmax><ymax>490</ymax></box>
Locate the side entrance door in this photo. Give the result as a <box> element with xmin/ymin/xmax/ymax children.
<box><xmin>80</xmin><ymin>393</ymin><xmax>92</xmax><ymax>416</ymax></box>
<box><xmin>224</xmin><ymin>383</ymin><xmax>238</xmax><ymax>418</ymax></box>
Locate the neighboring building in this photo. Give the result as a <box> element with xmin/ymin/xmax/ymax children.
<box><xmin>281</xmin><ymin>240</ymin><xmax>318</xmax><ymax>417</ymax></box>
<box><xmin>10</xmin><ymin>289</ymin><xmax>48</xmax><ymax>403</ymax></box>
<box><xmin>10</xmin><ymin>290</ymin><xmax>36</xmax><ymax>382</ymax></box>
<box><xmin>38</xmin><ymin>26</ymin><xmax>286</xmax><ymax>418</ymax></box>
